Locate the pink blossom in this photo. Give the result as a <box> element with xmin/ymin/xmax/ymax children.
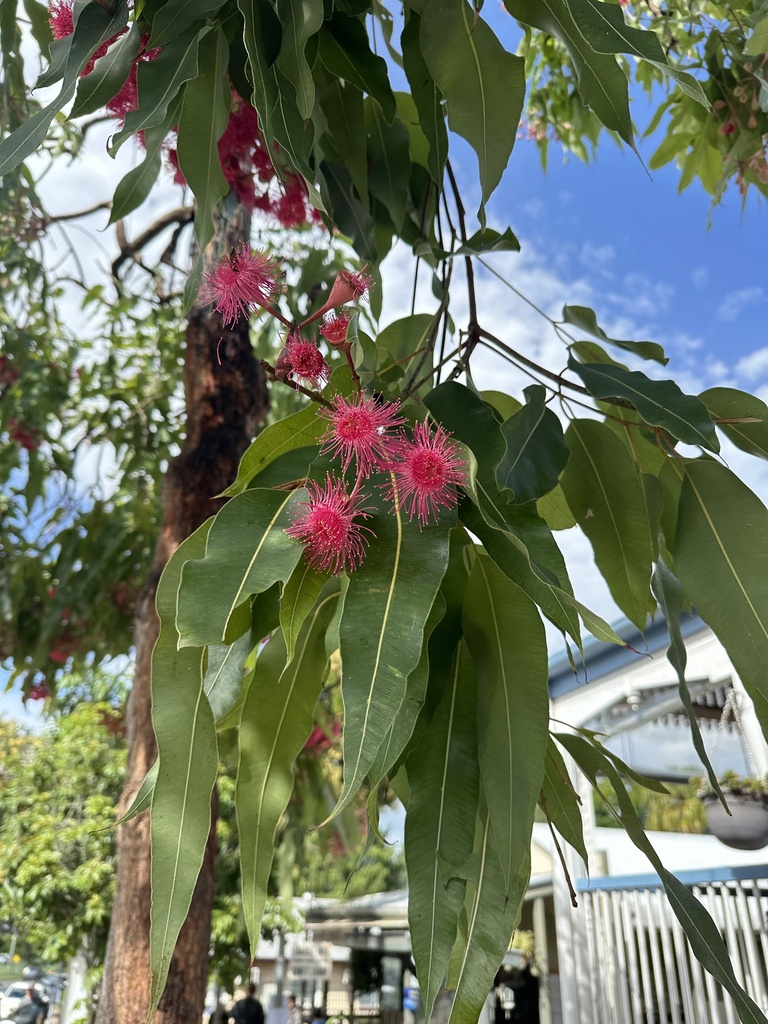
<box><xmin>285</xmin><ymin>476</ymin><xmax>374</xmax><ymax>575</ymax></box>
<box><xmin>199</xmin><ymin>246</ymin><xmax>279</xmax><ymax>325</ymax></box>
<box><xmin>284</xmin><ymin>337</ymin><xmax>330</xmax><ymax>389</ymax></box>
<box><xmin>319</xmin><ymin>314</ymin><xmax>352</xmax><ymax>347</ymax></box>
<box><xmin>384</xmin><ymin>421</ymin><xmax>466</xmax><ymax>527</ymax></box>
<box><xmin>323</xmin><ymin>268</ymin><xmax>373</xmax><ymax>311</ymax></box>
<box><xmin>320</xmin><ymin>394</ymin><xmax>404</xmax><ymax>477</ymax></box>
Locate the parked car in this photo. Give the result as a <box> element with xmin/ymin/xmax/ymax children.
<box><xmin>21</xmin><ymin>968</ymin><xmax>42</xmax><ymax>981</ymax></box>
<box><xmin>0</xmin><ymin>955</ymin><xmax>9</xmax><ymax>964</ymax></box>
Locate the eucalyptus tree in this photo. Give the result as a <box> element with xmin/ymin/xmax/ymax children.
<box><xmin>2</xmin><ymin>2</ymin><xmax>768</xmax><ymax>1024</ymax></box>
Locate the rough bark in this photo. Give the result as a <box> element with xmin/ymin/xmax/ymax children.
<box><xmin>97</xmin><ymin>210</ymin><xmax>268</xmax><ymax>1024</ymax></box>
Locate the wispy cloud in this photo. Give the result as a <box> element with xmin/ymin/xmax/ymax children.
<box><xmin>737</xmin><ymin>347</ymin><xmax>768</xmax><ymax>381</ymax></box>
<box><xmin>718</xmin><ymin>286</ymin><xmax>764</xmax><ymax>322</ymax></box>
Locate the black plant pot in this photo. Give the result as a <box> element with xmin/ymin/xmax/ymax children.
<box><xmin>703</xmin><ymin>792</ymin><xmax>768</xmax><ymax>850</ymax></box>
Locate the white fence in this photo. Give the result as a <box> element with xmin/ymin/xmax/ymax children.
<box><xmin>576</xmin><ymin>866</ymin><xmax>768</xmax><ymax>1023</ymax></box>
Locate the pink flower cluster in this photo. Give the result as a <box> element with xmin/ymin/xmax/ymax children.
<box><xmin>48</xmin><ymin>1</ymin><xmax>322</xmax><ymax>229</ymax></box>
<box><xmin>286</xmin><ymin>396</ymin><xmax>466</xmax><ymax>575</ymax></box>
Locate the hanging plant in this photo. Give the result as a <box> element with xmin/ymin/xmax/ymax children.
<box><xmin>697</xmin><ymin>772</ymin><xmax>768</xmax><ymax>851</ymax></box>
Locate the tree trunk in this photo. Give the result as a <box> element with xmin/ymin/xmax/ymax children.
<box><xmin>97</xmin><ymin>208</ymin><xmax>268</xmax><ymax>1024</ymax></box>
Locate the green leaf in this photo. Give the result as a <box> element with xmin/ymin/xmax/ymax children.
<box><xmin>569</xmin><ymin>356</ymin><xmax>719</xmax><ymax>452</ymax></box>
<box><xmin>270</xmin><ymin>65</ymin><xmax>325</xmax><ymax>211</ymax></box>
<box><xmin>562</xmin><ymin>304</ymin><xmax>668</xmax><ymax>365</ymax></box>
<box><xmin>280</xmin><ymin>561</ymin><xmax>327</xmax><ymax>663</ymax></box>
<box><xmin>109</xmin><ymin>97</ymin><xmax>184</xmax><ymax>221</ymax></box>
<box><xmin>111</xmin><ymin>26</ymin><xmax>209</xmax><ymax>155</ymax></box>
<box><xmin>401</xmin><ymin>11</ymin><xmax>448</xmax><ymax>185</ymax></box>
<box><xmin>335</xmin><ymin>497</ymin><xmax>453</xmax><ymax>816</ymax></box>
<box><xmin>496</xmin><ymin>384</ymin><xmax>569</xmax><ymax>502</ymax></box>
<box><xmin>651</xmin><ymin>558</ymin><xmax>724</xmax><ymax>802</ymax></box>
<box><xmin>539</xmin><ymin>738</ymin><xmax>588</xmax><ymax>866</ymax></box>
<box><xmin>275</xmin><ymin>0</ymin><xmax>324</xmax><ymax>120</ymax></box>
<box><xmin>565</xmin><ymin>0</ymin><xmax>708</xmax><ymax>106</ymax></box>
<box><xmin>322</xmin><ymin>162</ymin><xmax>377</xmax><ymax>262</ymax></box>
<box><xmin>148</xmin><ymin>0</ymin><xmax>224</xmax><ymax>48</ymax></box>
<box><xmin>365</xmin><ymin>97</ymin><xmax>411</xmax><ymax>230</ymax></box>
<box><xmin>23</xmin><ymin>0</ymin><xmax>53</xmax><ymax>60</ymax></box>
<box><xmin>320</xmin><ymin>80</ymin><xmax>368</xmax><ymax>205</ymax></box>
<box><xmin>367</xmin><ymin>590</ymin><xmax>446</xmax><ymax>790</ymax></box>
<box><xmin>204</xmin><ymin>630</ymin><xmax>255</xmax><ymax>724</ymax></box>
<box><xmin>71</xmin><ymin>22</ymin><xmax>141</xmax><ymax>118</ymax></box>
<box><xmin>114</xmin><ymin>760</ymin><xmax>158</xmax><ymax>827</ymax></box>
<box><xmin>536</xmin><ymin>485</ymin><xmax>577</xmax><ymax>531</ymax></box>
<box><xmin>420</xmin><ymin>0</ymin><xmax>525</xmax><ymax>222</ymax></box>
<box><xmin>700</xmin><ymin>386</ymin><xmax>768</xmax><ymax>460</ymax></box>
<box><xmin>504</xmin><ymin>0</ymin><xmax>632</xmax><ymax>145</ymax></box>
<box><xmin>0</xmin><ymin>0</ymin><xmax>129</xmax><ymax>175</ymax></box>
<box><xmin>405</xmin><ymin>640</ymin><xmax>480</xmax><ymax>1022</ymax></box>
<box><xmin>462</xmin><ymin>554</ymin><xmax>548</xmax><ymax>893</ymax></box>
<box><xmin>177</xmin><ymin>489</ymin><xmax>308</xmax><ymax>647</ymax></box>
<box><xmin>377</xmin><ymin>314</ymin><xmax>436</xmax><ymax>393</ymax></box>
<box><xmin>177</xmin><ymin>27</ymin><xmax>232</xmax><ymax>249</ymax></box>
<box><xmin>746</xmin><ymin>15</ymin><xmax>768</xmax><ymax>56</ymax></box>
<box><xmin>222</xmin><ymin>407</ymin><xmax>323</xmax><ymax>497</ymax></box>
<box><xmin>673</xmin><ymin>460</ymin><xmax>768</xmax><ymax>739</ymax></box>
<box><xmin>149</xmin><ymin>520</ymin><xmax>218</xmax><ymax>1014</ymax></box>
<box><xmin>561</xmin><ymin>419</ymin><xmax>656</xmax><ymax>629</ymax></box>
<box><xmin>237</xmin><ymin>0</ymin><xmax>282</xmax><ymax>154</ymax></box>
<box><xmin>318</xmin><ymin>14</ymin><xmax>397</xmax><ymax>124</ymax></box>
<box><xmin>448</xmin><ymin>811</ymin><xmax>530</xmax><ymax>1024</ymax></box>
<box><xmin>237</xmin><ymin>604</ymin><xmax>333</xmax><ymax>952</ymax></box>
<box><xmin>558</xmin><ymin>732</ymin><xmax>768</xmax><ymax>1024</ymax></box>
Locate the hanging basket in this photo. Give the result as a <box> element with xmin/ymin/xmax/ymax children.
<box><xmin>702</xmin><ymin>791</ymin><xmax>768</xmax><ymax>850</ymax></box>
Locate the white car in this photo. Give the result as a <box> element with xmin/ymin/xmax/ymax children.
<box><xmin>0</xmin><ymin>981</ymin><xmax>46</xmax><ymax>1020</ymax></box>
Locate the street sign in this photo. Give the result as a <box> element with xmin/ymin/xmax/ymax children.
<box><xmin>288</xmin><ymin>942</ymin><xmax>332</xmax><ymax>982</ymax></box>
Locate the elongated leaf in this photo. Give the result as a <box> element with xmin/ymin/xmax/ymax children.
<box><xmin>539</xmin><ymin>738</ymin><xmax>588</xmax><ymax>866</ymax></box>
<box><xmin>71</xmin><ymin>23</ymin><xmax>141</xmax><ymax>118</ymax></box>
<box><xmin>110</xmin><ymin>26</ymin><xmax>208</xmax><ymax>153</ymax></box>
<box><xmin>177</xmin><ymin>28</ymin><xmax>231</xmax><ymax>248</ymax></box>
<box><xmin>365</xmin><ymin>97</ymin><xmax>410</xmax><ymax>230</ymax></box>
<box><xmin>237</xmin><ymin>603</ymin><xmax>333</xmax><ymax>950</ymax></box>
<box><xmin>280</xmin><ymin>561</ymin><xmax>327</xmax><ymax>663</ymax></box>
<box><xmin>322</xmin><ymin>162</ymin><xmax>377</xmax><ymax>262</ymax></box>
<box><xmin>148</xmin><ymin>0</ymin><xmax>223</xmax><ymax>48</ymax></box>
<box><xmin>569</xmin><ymin>356</ymin><xmax>719</xmax><ymax>452</ymax></box>
<box><xmin>537</xmin><ymin>484</ymin><xmax>577</xmax><ymax>531</ymax></box>
<box><xmin>335</xmin><ymin>497</ymin><xmax>453</xmax><ymax>815</ymax></box>
<box><xmin>377</xmin><ymin>313</ymin><xmax>436</xmax><ymax>393</ymax></box>
<box><xmin>320</xmin><ymin>80</ymin><xmax>368</xmax><ymax>205</ymax></box>
<box><xmin>367</xmin><ymin>590</ymin><xmax>446</xmax><ymax>789</ymax></box>
<box><xmin>0</xmin><ymin>0</ymin><xmax>129</xmax><ymax>174</ymax></box>
<box><xmin>673</xmin><ymin>460</ymin><xmax>768</xmax><ymax>736</ymax></box>
<box><xmin>561</xmin><ymin>419</ymin><xmax>656</xmax><ymax>629</ymax></box>
<box><xmin>558</xmin><ymin>732</ymin><xmax>767</xmax><ymax>1024</ymax></box>
<box><xmin>566</xmin><ymin>0</ymin><xmax>708</xmax><ymax>105</ymax></box>
<box><xmin>700</xmin><ymin>387</ymin><xmax>768</xmax><ymax>460</ymax></box>
<box><xmin>420</xmin><ymin>0</ymin><xmax>525</xmax><ymax>222</ymax></box>
<box><xmin>562</xmin><ymin>304</ymin><xmax>667</xmax><ymax>365</ymax></box>
<box><xmin>270</xmin><ymin>65</ymin><xmax>325</xmax><ymax>211</ymax></box>
<box><xmin>275</xmin><ymin>0</ymin><xmax>324</xmax><ymax>119</ymax></box>
<box><xmin>222</xmin><ymin>406</ymin><xmax>325</xmax><ymax>497</ymax></box>
<box><xmin>505</xmin><ymin>0</ymin><xmax>632</xmax><ymax>144</ymax></box>
<box><xmin>109</xmin><ymin>95</ymin><xmax>183</xmax><ymax>221</ymax></box>
<box><xmin>204</xmin><ymin>630</ymin><xmax>255</xmax><ymax>724</ymax></box>
<box><xmin>23</xmin><ymin>0</ymin><xmax>52</xmax><ymax>60</ymax></box>
<box><xmin>319</xmin><ymin>14</ymin><xmax>396</xmax><ymax>124</ymax></box>
<box><xmin>177</xmin><ymin>489</ymin><xmax>307</xmax><ymax>647</ymax></box>
<box><xmin>114</xmin><ymin>760</ymin><xmax>158</xmax><ymax>826</ymax></box>
<box><xmin>406</xmin><ymin>640</ymin><xmax>480</xmax><ymax>1022</ymax></box>
<box><xmin>401</xmin><ymin>12</ymin><xmax>448</xmax><ymax>185</ymax></box>
<box><xmin>651</xmin><ymin>558</ymin><xmax>724</xmax><ymax>801</ymax></box>
<box><xmin>496</xmin><ymin>384</ymin><xmax>569</xmax><ymax>502</ymax></box>
<box><xmin>149</xmin><ymin>520</ymin><xmax>217</xmax><ymax>1014</ymax></box>
<box><xmin>448</xmin><ymin>811</ymin><xmax>531</xmax><ymax>1024</ymax></box>
<box><xmin>237</xmin><ymin>0</ymin><xmax>281</xmax><ymax>154</ymax></box>
<box><xmin>463</xmin><ymin>554</ymin><xmax>548</xmax><ymax>892</ymax></box>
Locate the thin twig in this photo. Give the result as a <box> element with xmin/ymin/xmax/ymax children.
<box><xmin>478</xmin><ymin>328</ymin><xmax>591</xmax><ymax>396</ymax></box>
<box><xmin>259</xmin><ymin>360</ymin><xmax>333</xmax><ymax>408</ymax></box>
<box><xmin>111</xmin><ymin>207</ymin><xmax>194</xmax><ymax>280</ymax></box>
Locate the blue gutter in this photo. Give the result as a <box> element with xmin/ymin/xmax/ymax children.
<box><xmin>576</xmin><ymin>862</ymin><xmax>768</xmax><ymax>893</ymax></box>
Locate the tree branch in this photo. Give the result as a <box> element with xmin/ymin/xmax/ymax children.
<box><xmin>111</xmin><ymin>207</ymin><xmax>194</xmax><ymax>280</ymax></box>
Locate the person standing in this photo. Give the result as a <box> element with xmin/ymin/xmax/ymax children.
<box><xmin>287</xmin><ymin>994</ymin><xmax>302</xmax><ymax>1024</ymax></box>
<box><xmin>229</xmin><ymin>983</ymin><xmax>265</xmax><ymax>1024</ymax></box>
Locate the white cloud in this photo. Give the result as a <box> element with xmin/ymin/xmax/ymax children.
<box><xmin>717</xmin><ymin>286</ymin><xmax>764</xmax><ymax>322</ymax></box>
<box><xmin>737</xmin><ymin>347</ymin><xmax>768</xmax><ymax>381</ymax></box>
<box><xmin>691</xmin><ymin>266</ymin><xmax>709</xmax><ymax>288</ymax></box>
<box><xmin>579</xmin><ymin>241</ymin><xmax>615</xmax><ymax>273</ymax></box>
